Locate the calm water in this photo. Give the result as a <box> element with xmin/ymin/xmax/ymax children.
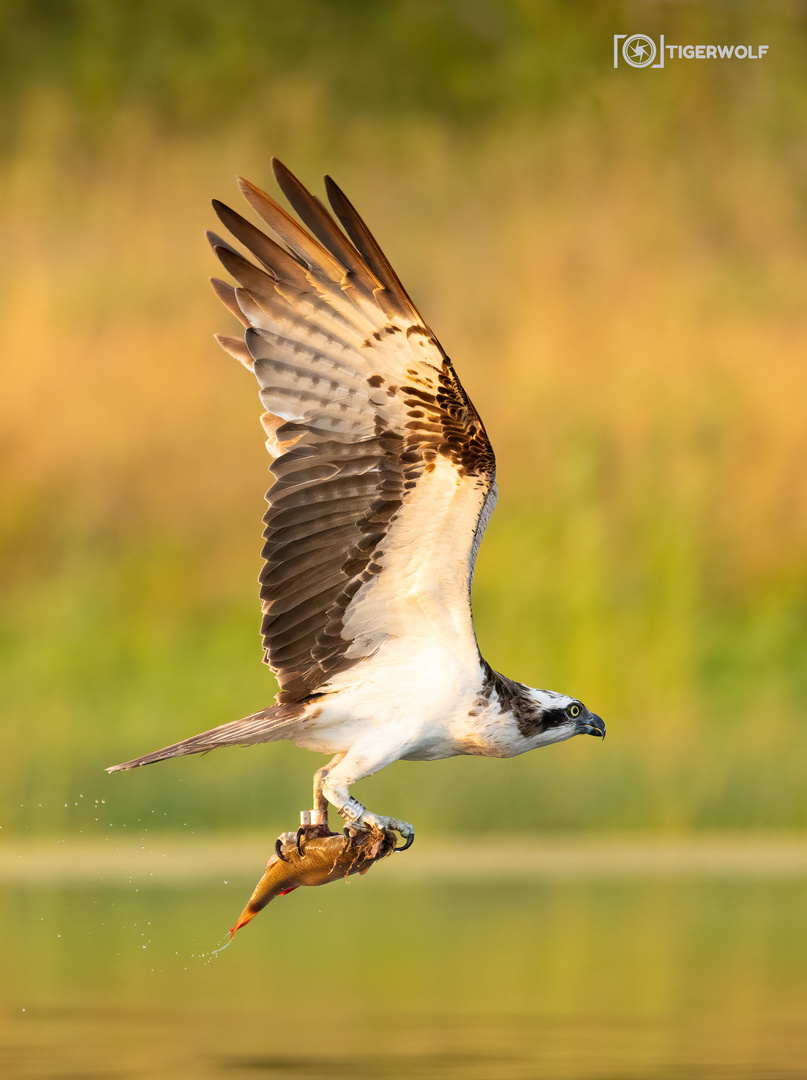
<box><xmin>3</xmin><ymin>838</ymin><xmax>807</xmax><ymax>1079</ymax></box>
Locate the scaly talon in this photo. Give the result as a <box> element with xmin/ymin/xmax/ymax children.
<box><xmin>337</xmin><ymin>797</ymin><xmax>415</xmax><ymax>852</ymax></box>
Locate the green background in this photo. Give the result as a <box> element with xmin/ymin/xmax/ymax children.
<box><xmin>2</xmin><ymin>0</ymin><xmax>806</xmax><ymax>838</ymax></box>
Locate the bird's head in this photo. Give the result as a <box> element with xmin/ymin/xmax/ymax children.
<box><xmin>519</xmin><ymin>688</ymin><xmax>606</xmax><ymax>749</ymax></box>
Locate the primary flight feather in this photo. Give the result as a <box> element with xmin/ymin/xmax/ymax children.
<box><xmin>108</xmin><ymin>160</ymin><xmax>605</xmax><ymax>847</ymax></box>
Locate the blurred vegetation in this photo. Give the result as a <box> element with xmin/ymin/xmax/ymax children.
<box><xmin>2</xmin><ymin>0</ymin><xmax>806</xmax><ymax>836</ymax></box>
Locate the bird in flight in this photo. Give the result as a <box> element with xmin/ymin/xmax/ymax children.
<box><xmin>108</xmin><ymin>160</ymin><xmax>605</xmax><ymax>849</ymax></box>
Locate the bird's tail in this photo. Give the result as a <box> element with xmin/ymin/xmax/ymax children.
<box><xmin>106</xmin><ymin>702</ymin><xmax>306</xmax><ymax>772</ymax></box>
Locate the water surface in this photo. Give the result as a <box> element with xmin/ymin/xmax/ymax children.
<box><xmin>3</xmin><ymin>837</ymin><xmax>807</xmax><ymax>1079</ymax></box>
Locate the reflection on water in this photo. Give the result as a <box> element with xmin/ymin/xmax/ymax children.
<box><xmin>2</xmin><ymin>842</ymin><xmax>807</xmax><ymax>1079</ymax></box>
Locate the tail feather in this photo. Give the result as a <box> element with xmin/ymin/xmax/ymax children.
<box><xmin>106</xmin><ymin>702</ymin><xmax>305</xmax><ymax>772</ymax></box>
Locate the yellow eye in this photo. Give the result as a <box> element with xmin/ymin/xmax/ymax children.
<box><xmin>568</xmin><ymin>703</ymin><xmax>581</xmax><ymax>718</ymax></box>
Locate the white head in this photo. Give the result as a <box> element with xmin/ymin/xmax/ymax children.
<box><xmin>518</xmin><ymin>687</ymin><xmax>606</xmax><ymax>748</ymax></box>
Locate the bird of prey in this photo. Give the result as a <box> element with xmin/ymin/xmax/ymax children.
<box><xmin>108</xmin><ymin>160</ymin><xmax>605</xmax><ymax>849</ymax></box>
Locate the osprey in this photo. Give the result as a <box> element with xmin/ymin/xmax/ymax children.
<box><xmin>108</xmin><ymin>160</ymin><xmax>605</xmax><ymax>848</ymax></box>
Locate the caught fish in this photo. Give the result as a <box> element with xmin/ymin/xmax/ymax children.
<box><xmin>230</xmin><ymin>826</ymin><xmax>397</xmax><ymax>936</ymax></box>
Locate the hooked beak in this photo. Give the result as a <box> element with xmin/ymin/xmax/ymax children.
<box><xmin>580</xmin><ymin>713</ymin><xmax>606</xmax><ymax>740</ymax></box>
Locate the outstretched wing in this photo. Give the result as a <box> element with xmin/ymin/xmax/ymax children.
<box><xmin>212</xmin><ymin>160</ymin><xmax>496</xmax><ymax>705</ymax></box>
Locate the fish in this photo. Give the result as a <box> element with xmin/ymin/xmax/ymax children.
<box><xmin>229</xmin><ymin>826</ymin><xmax>397</xmax><ymax>936</ymax></box>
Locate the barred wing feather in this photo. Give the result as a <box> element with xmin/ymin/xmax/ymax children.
<box><xmin>212</xmin><ymin>160</ymin><xmax>496</xmax><ymax>705</ymax></box>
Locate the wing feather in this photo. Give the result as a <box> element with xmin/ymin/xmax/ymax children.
<box><xmin>212</xmin><ymin>162</ymin><xmax>496</xmax><ymax>703</ymax></box>
<box><xmin>210</xmin><ymin>278</ymin><xmax>249</xmax><ymax>326</ymax></box>
<box><xmin>323</xmin><ymin>173</ymin><xmax>419</xmax><ymax>323</ymax></box>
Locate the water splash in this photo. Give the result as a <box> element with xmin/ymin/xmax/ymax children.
<box><xmin>202</xmin><ymin>934</ymin><xmax>233</xmax><ymax>962</ymax></box>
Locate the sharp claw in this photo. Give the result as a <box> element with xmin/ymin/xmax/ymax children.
<box><xmin>275</xmin><ymin>837</ymin><xmax>290</xmax><ymax>863</ymax></box>
<box><xmin>296</xmin><ymin>827</ymin><xmax>305</xmax><ymax>855</ymax></box>
<box><xmin>338</xmin><ymin>805</ymin><xmax>414</xmax><ymax>854</ymax></box>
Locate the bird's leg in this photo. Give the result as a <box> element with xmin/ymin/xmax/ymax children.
<box><xmin>272</xmin><ymin>758</ymin><xmax>340</xmax><ymax>859</ymax></box>
<box><xmin>319</xmin><ymin>751</ymin><xmax>415</xmax><ymax>852</ymax></box>
<box><xmin>311</xmin><ymin>763</ymin><xmax>331</xmax><ymax>823</ymax></box>
<box><xmin>288</xmin><ymin>756</ymin><xmax>344</xmax><ymax>854</ymax></box>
